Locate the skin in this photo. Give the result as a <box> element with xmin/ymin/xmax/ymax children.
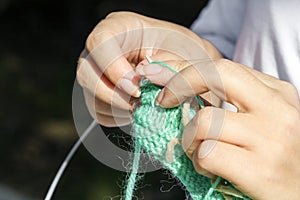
<box><xmin>77</xmin><ymin>11</ymin><xmax>300</xmax><ymax>199</ymax></box>
<box><xmin>145</xmin><ymin>59</ymin><xmax>300</xmax><ymax>199</ymax></box>
<box><xmin>77</xmin><ymin>11</ymin><xmax>221</xmax><ymax>127</ymax></box>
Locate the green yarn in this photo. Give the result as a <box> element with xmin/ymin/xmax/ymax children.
<box><xmin>124</xmin><ymin>61</ymin><xmax>251</xmax><ymax>200</ymax></box>
<box><xmin>125</xmin><ymin>141</ymin><xmax>141</xmax><ymax>200</ymax></box>
<box><xmin>150</xmin><ymin>61</ymin><xmax>205</xmax><ymax>108</ymax></box>
<box><xmin>150</xmin><ymin>61</ymin><xmax>178</xmax><ymax>73</ymax></box>
<box><xmin>131</xmin><ymin>80</ymin><xmax>223</xmax><ymax>199</ymax></box>
<box><xmin>203</xmin><ymin>176</ymin><xmax>221</xmax><ymax>200</ymax></box>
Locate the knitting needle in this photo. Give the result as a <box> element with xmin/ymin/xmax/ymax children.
<box><xmin>145</xmin><ymin>55</ymin><xmax>153</xmax><ymax>64</ymax></box>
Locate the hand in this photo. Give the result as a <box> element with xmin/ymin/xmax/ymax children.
<box><xmin>76</xmin><ymin>11</ymin><xmax>222</xmax><ymax>127</ymax></box>
<box><xmin>145</xmin><ymin>58</ymin><xmax>300</xmax><ymax>199</ymax></box>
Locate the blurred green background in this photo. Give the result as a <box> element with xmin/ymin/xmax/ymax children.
<box><xmin>0</xmin><ymin>0</ymin><xmax>208</xmax><ymax>199</ymax></box>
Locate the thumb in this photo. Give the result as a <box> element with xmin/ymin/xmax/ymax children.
<box><xmin>136</xmin><ymin>54</ymin><xmax>191</xmax><ymax>86</ymax></box>
<box><xmin>136</xmin><ymin>63</ymin><xmax>175</xmax><ymax>86</ymax></box>
<box><xmin>156</xmin><ymin>64</ymin><xmax>208</xmax><ymax>108</ymax></box>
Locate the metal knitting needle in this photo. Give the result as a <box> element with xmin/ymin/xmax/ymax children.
<box><xmin>44</xmin><ymin>120</ymin><xmax>98</xmax><ymax>200</ymax></box>
<box><xmin>145</xmin><ymin>55</ymin><xmax>153</xmax><ymax>64</ymax></box>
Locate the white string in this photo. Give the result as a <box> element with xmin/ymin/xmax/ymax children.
<box><xmin>44</xmin><ymin>120</ymin><xmax>98</xmax><ymax>200</ymax></box>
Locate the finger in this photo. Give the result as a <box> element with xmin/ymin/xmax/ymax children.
<box><xmin>242</xmin><ymin>66</ymin><xmax>300</xmax><ymax>105</ymax></box>
<box><xmin>85</xmin><ymin>29</ymin><xmax>141</xmax><ymax>97</ymax></box>
<box><xmin>156</xmin><ymin>59</ymin><xmax>272</xmax><ymax>111</ymax></box>
<box><xmin>182</xmin><ymin>107</ymin><xmax>259</xmax><ymax>159</ymax></box>
<box><xmin>199</xmin><ymin>92</ymin><xmax>222</xmax><ymax>107</ymax></box>
<box><xmin>96</xmin><ymin>113</ymin><xmax>132</xmax><ymax>127</ymax></box>
<box><xmin>108</xmin><ymin>57</ymin><xmax>141</xmax><ymax>97</ymax></box>
<box><xmin>135</xmin><ymin>53</ymin><xmax>189</xmax><ymax>86</ymax></box>
<box><xmin>136</xmin><ymin>63</ymin><xmax>175</xmax><ymax>86</ymax></box>
<box><xmin>140</xmin><ymin>52</ymin><xmax>191</xmax><ymax>70</ymax></box>
<box><xmin>194</xmin><ymin>168</ymin><xmax>217</xmax><ymax>180</ymax></box>
<box><xmin>83</xmin><ymin>89</ymin><xmax>132</xmax><ymax>118</ymax></box>
<box><xmin>78</xmin><ymin>57</ymin><xmax>132</xmax><ymax>110</ymax></box>
<box><xmin>241</xmin><ymin>65</ymin><xmax>282</xmax><ymax>89</ymax></box>
<box><xmin>137</xmin><ymin>56</ymin><xmax>222</xmax><ymax>107</ymax></box>
<box><xmin>192</xmin><ymin>140</ymin><xmax>253</xmax><ymax>186</ymax></box>
<box><xmin>137</xmin><ymin>65</ymin><xmax>222</xmax><ymax>107</ymax></box>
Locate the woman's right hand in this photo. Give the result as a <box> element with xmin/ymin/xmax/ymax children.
<box><xmin>76</xmin><ymin>11</ymin><xmax>222</xmax><ymax>127</ymax></box>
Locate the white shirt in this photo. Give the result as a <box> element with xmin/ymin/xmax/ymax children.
<box><xmin>191</xmin><ymin>0</ymin><xmax>300</xmax><ymax>95</ymax></box>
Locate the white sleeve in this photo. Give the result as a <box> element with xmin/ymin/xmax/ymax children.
<box><xmin>191</xmin><ymin>0</ymin><xmax>247</xmax><ymax>59</ymax></box>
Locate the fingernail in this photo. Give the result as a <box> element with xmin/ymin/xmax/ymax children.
<box><xmin>136</xmin><ymin>66</ymin><xmax>145</xmax><ymax>75</ymax></box>
<box><xmin>123</xmin><ymin>70</ymin><xmax>136</xmax><ymax>80</ymax></box>
<box><xmin>136</xmin><ymin>64</ymin><xmax>163</xmax><ymax>76</ymax></box>
<box><xmin>118</xmin><ymin>78</ymin><xmax>141</xmax><ymax>97</ymax></box>
<box><xmin>198</xmin><ymin>140</ymin><xmax>217</xmax><ymax>159</ymax></box>
<box><xmin>156</xmin><ymin>88</ymin><xmax>165</xmax><ymax>105</ymax></box>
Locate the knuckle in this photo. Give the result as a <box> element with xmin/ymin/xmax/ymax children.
<box><xmin>105</xmin><ymin>11</ymin><xmax>121</xmax><ymax>19</ymax></box>
<box><xmin>279</xmin><ymin>80</ymin><xmax>297</xmax><ymax>93</ymax></box>
<box><xmin>96</xmin><ymin>114</ymin><xmax>112</xmax><ymax>127</ymax></box>
<box><xmin>280</xmin><ymin>81</ymin><xmax>300</xmax><ymax>99</ymax></box>
<box><xmin>163</xmin><ymin>87</ymin><xmax>181</xmax><ymax>105</ymax></box>
<box><xmin>192</xmin><ymin>107</ymin><xmax>213</xmax><ymax>138</ymax></box>
<box><xmin>215</xmin><ymin>58</ymin><xmax>231</xmax><ymax>66</ymax></box>
<box><xmin>195</xmin><ymin>154</ymin><xmax>205</xmax><ymax>169</ymax></box>
<box><xmin>193</xmin><ymin>158</ymin><xmax>203</xmax><ymax>174</ymax></box>
<box><xmin>96</xmin><ymin>115</ymin><xmax>106</xmax><ymax>126</ymax></box>
<box><xmin>280</xmin><ymin>105</ymin><xmax>300</xmax><ymax>133</ymax></box>
<box><xmin>191</xmin><ymin>148</ymin><xmax>205</xmax><ymax>173</ymax></box>
<box><xmin>267</xmin><ymin>88</ymin><xmax>283</xmax><ymax>104</ymax></box>
<box><xmin>76</xmin><ymin>66</ymin><xmax>85</xmax><ymax>87</ymax></box>
<box><xmin>193</xmin><ymin>149</ymin><xmax>210</xmax><ymax>171</ymax></box>
<box><xmin>105</xmin><ymin>11</ymin><xmax>133</xmax><ymax>20</ymax></box>
<box><xmin>85</xmin><ymin>26</ymin><xmax>111</xmax><ymax>53</ymax></box>
<box><xmin>214</xmin><ymin>58</ymin><xmax>232</xmax><ymax>71</ymax></box>
<box><xmin>172</xmin><ymin>60</ymin><xmax>189</xmax><ymax>71</ymax></box>
<box><xmin>76</xmin><ymin>60</ymin><xmax>92</xmax><ymax>89</ymax></box>
<box><xmin>196</xmin><ymin>107</ymin><xmax>213</xmax><ymax>123</ymax></box>
<box><xmin>85</xmin><ymin>31</ymin><xmax>100</xmax><ymax>52</ymax></box>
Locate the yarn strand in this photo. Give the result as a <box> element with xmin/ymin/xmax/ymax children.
<box><xmin>151</xmin><ymin>60</ymin><xmax>204</xmax><ymax>109</ymax></box>
<box><xmin>150</xmin><ymin>60</ymin><xmax>218</xmax><ymax>199</ymax></box>
<box><xmin>124</xmin><ymin>139</ymin><xmax>141</xmax><ymax>200</ymax></box>
<box><xmin>203</xmin><ymin>176</ymin><xmax>221</xmax><ymax>200</ymax></box>
<box><xmin>125</xmin><ymin>57</ymin><xmax>247</xmax><ymax>200</ymax></box>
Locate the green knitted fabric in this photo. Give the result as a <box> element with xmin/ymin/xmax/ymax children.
<box><xmin>132</xmin><ymin>79</ymin><xmax>250</xmax><ymax>200</ymax></box>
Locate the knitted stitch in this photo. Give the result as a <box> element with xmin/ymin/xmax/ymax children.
<box><xmin>133</xmin><ymin>80</ymin><xmax>216</xmax><ymax>199</ymax></box>
<box><xmin>131</xmin><ymin>79</ymin><xmax>250</xmax><ymax>200</ymax></box>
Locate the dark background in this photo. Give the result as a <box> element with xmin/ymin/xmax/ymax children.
<box><xmin>0</xmin><ymin>0</ymin><xmax>208</xmax><ymax>199</ymax></box>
